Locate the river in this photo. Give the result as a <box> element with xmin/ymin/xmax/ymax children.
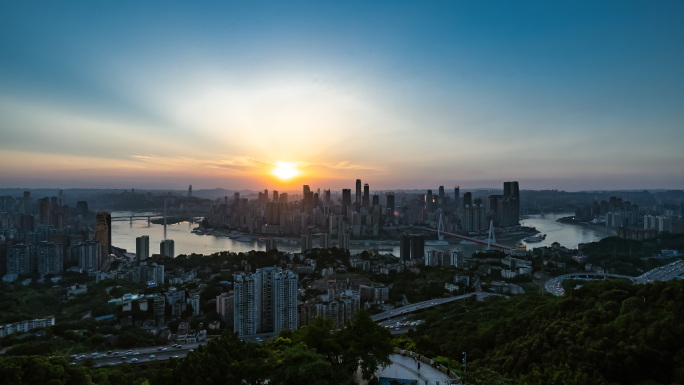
<box><xmin>109</xmin><ymin>211</ymin><xmax>609</xmax><ymax>257</ymax></box>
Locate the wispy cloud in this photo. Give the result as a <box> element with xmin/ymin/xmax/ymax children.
<box><xmin>130</xmin><ymin>155</ymin><xmax>384</xmax><ymax>174</ymax></box>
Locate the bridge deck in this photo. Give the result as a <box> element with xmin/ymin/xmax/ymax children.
<box><xmin>427</xmin><ymin>229</ymin><xmax>511</xmax><ymax>250</ymax></box>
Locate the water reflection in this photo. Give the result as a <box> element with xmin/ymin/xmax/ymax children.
<box><xmin>110</xmin><ymin>211</ymin><xmax>609</xmax><ymax>257</ymax></box>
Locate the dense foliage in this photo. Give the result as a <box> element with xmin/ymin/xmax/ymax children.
<box><xmin>408</xmin><ymin>280</ymin><xmax>684</xmax><ymax>385</ymax></box>
<box><xmin>0</xmin><ymin>309</ymin><xmax>392</xmax><ymax>385</ymax></box>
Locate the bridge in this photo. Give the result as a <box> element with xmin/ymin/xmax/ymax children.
<box><xmin>371</xmin><ymin>292</ymin><xmax>503</xmax><ymax>322</ymax></box>
<box><xmin>110</xmin><ymin>214</ymin><xmax>164</xmax><ymax>222</ymax></box>
<box><xmin>426</xmin><ymin>229</ymin><xmax>512</xmax><ymax>250</ymax></box>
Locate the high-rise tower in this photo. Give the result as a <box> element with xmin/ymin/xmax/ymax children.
<box><xmin>342</xmin><ymin>189</ymin><xmax>352</xmax><ymax>217</ymax></box>
<box><xmin>95</xmin><ymin>211</ymin><xmax>111</xmax><ymax>254</ymax></box>
<box><xmin>454</xmin><ymin>186</ymin><xmax>460</xmax><ymax>208</ymax></box>
<box><xmin>355</xmin><ymin>179</ymin><xmax>362</xmax><ymax>204</ymax></box>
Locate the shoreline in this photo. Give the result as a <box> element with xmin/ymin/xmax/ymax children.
<box><xmin>556</xmin><ymin>217</ymin><xmax>617</xmax><ymax>236</ymax></box>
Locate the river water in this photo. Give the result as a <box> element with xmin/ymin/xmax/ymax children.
<box><xmin>110</xmin><ymin>211</ymin><xmax>608</xmax><ymax>257</ymax></box>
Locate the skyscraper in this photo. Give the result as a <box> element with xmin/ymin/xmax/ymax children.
<box><xmin>216</xmin><ymin>292</ymin><xmax>234</xmax><ymax>324</ymax></box>
<box><xmin>188</xmin><ymin>185</ymin><xmax>192</xmax><ymax>197</ymax></box>
<box><xmin>23</xmin><ymin>191</ymin><xmax>32</xmax><ymax>215</ymax></box>
<box><xmin>410</xmin><ymin>235</ymin><xmax>424</xmax><ymax>260</ymax></box>
<box><xmin>301</xmin><ymin>235</ymin><xmax>312</xmax><ymax>253</ymax></box>
<box><xmin>426</xmin><ymin>190</ymin><xmax>433</xmax><ymax>211</ymax></box>
<box><xmin>273</xmin><ymin>190</ymin><xmax>279</xmax><ymax>203</ymax></box>
<box><xmin>71</xmin><ymin>241</ymin><xmax>104</xmax><ymax>270</ymax></box>
<box><xmin>363</xmin><ymin>183</ymin><xmax>370</xmax><ymax>209</ymax></box>
<box><xmin>454</xmin><ymin>186</ymin><xmax>460</xmax><ymax>208</ymax></box>
<box><xmin>438</xmin><ymin>186</ymin><xmax>445</xmax><ymax>207</ymax></box>
<box><xmin>36</xmin><ymin>242</ymin><xmax>63</xmax><ymax>277</ymax></box>
<box><xmin>399</xmin><ymin>234</ymin><xmax>411</xmax><ymax>262</ymax></box>
<box><xmin>160</xmin><ymin>239</ymin><xmax>175</xmax><ymax>258</ymax></box>
<box><xmin>95</xmin><ymin>211</ymin><xmax>111</xmax><ymax>254</ymax></box>
<box><xmin>320</xmin><ymin>233</ymin><xmax>331</xmax><ymax>249</ymax></box>
<box><xmin>136</xmin><ymin>235</ymin><xmax>150</xmax><ymax>262</ymax></box>
<box><xmin>387</xmin><ymin>194</ymin><xmax>395</xmax><ymax>220</ymax></box>
<box><xmin>7</xmin><ymin>244</ymin><xmax>33</xmax><ymax>275</ymax></box>
<box><xmin>463</xmin><ymin>192</ymin><xmax>472</xmax><ymax>208</ymax></box>
<box><xmin>39</xmin><ymin>198</ymin><xmax>51</xmax><ymax>225</ymax></box>
<box><xmin>341</xmin><ymin>189</ymin><xmax>352</xmax><ymax>217</ymax></box>
<box><xmin>355</xmin><ymin>179</ymin><xmax>362</xmax><ymax>204</ymax></box>
<box><xmin>234</xmin><ymin>267</ymin><xmax>298</xmax><ymax>335</ymax></box>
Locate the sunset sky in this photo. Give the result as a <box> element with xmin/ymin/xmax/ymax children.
<box><xmin>1</xmin><ymin>1</ymin><xmax>683</xmax><ymax>191</ymax></box>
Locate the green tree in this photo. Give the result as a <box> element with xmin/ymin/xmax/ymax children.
<box><xmin>271</xmin><ymin>343</ymin><xmax>332</xmax><ymax>385</ymax></box>
<box><xmin>155</xmin><ymin>331</ymin><xmax>274</xmax><ymax>385</ymax></box>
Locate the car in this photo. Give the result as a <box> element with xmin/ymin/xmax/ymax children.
<box><xmin>121</xmin><ymin>357</ymin><xmax>126</xmax><ymax>360</ymax></box>
<box><xmin>91</xmin><ymin>352</ymin><xmax>98</xmax><ymax>356</ymax></box>
<box><xmin>173</xmin><ymin>356</ymin><xmax>179</xmax><ymax>358</ymax></box>
<box><xmin>158</xmin><ymin>347</ymin><xmax>163</xmax><ymax>350</ymax></box>
<box><xmin>150</xmin><ymin>355</ymin><xmax>155</xmax><ymax>358</ymax></box>
<box><xmin>131</xmin><ymin>358</ymin><xmax>138</xmax><ymax>362</ymax></box>
<box><xmin>162</xmin><ymin>348</ymin><xmax>168</xmax><ymax>351</ymax></box>
<box><xmin>107</xmin><ymin>351</ymin><xmax>112</xmax><ymax>355</ymax></box>
<box><xmin>395</xmin><ymin>327</ymin><xmax>400</xmax><ymax>330</ymax></box>
<box><xmin>71</xmin><ymin>362</ymin><xmax>76</xmax><ymax>365</ymax></box>
<box><xmin>189</xmin><ymin>349</ymin><xmax>194</xmax><ymax>352</ymax></box>
<box><xmin>113</xmin><ymin>352</ymin><xmax>119</xmax><ymax>355</ymax></box>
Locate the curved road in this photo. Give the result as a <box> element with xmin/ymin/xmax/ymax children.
<box><xmin>371</xmin><ymin>292</ymin><xmax>503</xmax><ymax>322</ymax></box>
<box><xmin>545</xmin><ymin>259</ymin><xmax>684</xmax><ymax>296</ymax></box>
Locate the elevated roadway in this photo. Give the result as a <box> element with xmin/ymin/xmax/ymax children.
<box><xmin>371</xmin><ymin>292</ymin><xmax>503</xmax><ymax>322</ymax></box>
<box><xmin>545</xmin><ymin>259</ymin><xmax>684</xmax><ymax>296</ymax></box>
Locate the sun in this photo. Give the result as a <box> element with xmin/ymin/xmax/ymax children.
<box><xmin>271</xmin><ymin>162</ymin><xmax>301</xmax><ymax>180</ymax></box>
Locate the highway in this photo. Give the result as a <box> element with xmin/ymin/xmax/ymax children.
<box><xmin>371</xmin><ymin>292</ymin><xmax>503</xmax><ymax>322</ymax></box>
<box><xmin>88</xmin><ymin>332</ymin><xmax>280</xmax><ymax>367</ymax></box>
<box><xmin>545</xmin><ymin>259</ymin><xmax>684</xmax><ymax>296</ymax></box>
<box><xmin>635</xmin><ymin>259</ymin><xmax>684</xmax><ymax>284</ymax></box>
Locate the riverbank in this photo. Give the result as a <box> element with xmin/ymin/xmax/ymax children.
<box><xmin>557</xmin><ymin>216</ymin><xmax>616</xmax><ymax>236</ymax></box>
<box><xmin>150</xmin><ymin>216</ymin><xmax>195</xmax><ymax>225</ymax></box>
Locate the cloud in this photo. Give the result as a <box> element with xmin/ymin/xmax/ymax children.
<box><xmin>131</xmin><ymin>155</ymin><xmax>272</xmax><ymax>171</ymax></box>
<box><xmin>130</xmin><ymin>155</ymin><xmax>384</xmax><ymax>175</ymax></box>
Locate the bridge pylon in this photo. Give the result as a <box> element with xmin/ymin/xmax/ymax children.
<box><xmin>437</xmin><ymin>212</ymin><xmax>445</xmax><ymax>241</ymax></box>
<box><xmin>487</xmin><ymin>220</ymin><xmax>496</xmax><ymax>250</ymax></box>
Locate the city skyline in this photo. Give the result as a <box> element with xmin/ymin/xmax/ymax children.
<box><xmin>1</xmin><ymin>2</ymin><xmax>684</xmax><ymax>191</ymax></box>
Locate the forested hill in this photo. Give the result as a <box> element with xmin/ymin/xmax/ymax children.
<box><xmin>408</xmin><ymin>279</ymin><xmax>684</xmax><ymax>385</ymax></box>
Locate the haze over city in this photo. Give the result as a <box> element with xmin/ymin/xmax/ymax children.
<box><xmin>2</xmin><ymin>1</ymin><xmax>683</xmax><ymax>191</ymax></box>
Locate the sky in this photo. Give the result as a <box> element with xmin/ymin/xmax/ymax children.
<box><xmin>1</xmin><ymin>1</ymin><xmax>683</xmax><ymax>191</ymax></box>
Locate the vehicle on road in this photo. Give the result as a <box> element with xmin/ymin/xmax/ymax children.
<box><xmin>150</xmin><ymin>355</ymin><xmax>155</xmax><ymax>358</ymax></box>
<box><xmin>131</xmin><ymin>358</ymin><xmax>138</xmax><ymax>362</ymax></box>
